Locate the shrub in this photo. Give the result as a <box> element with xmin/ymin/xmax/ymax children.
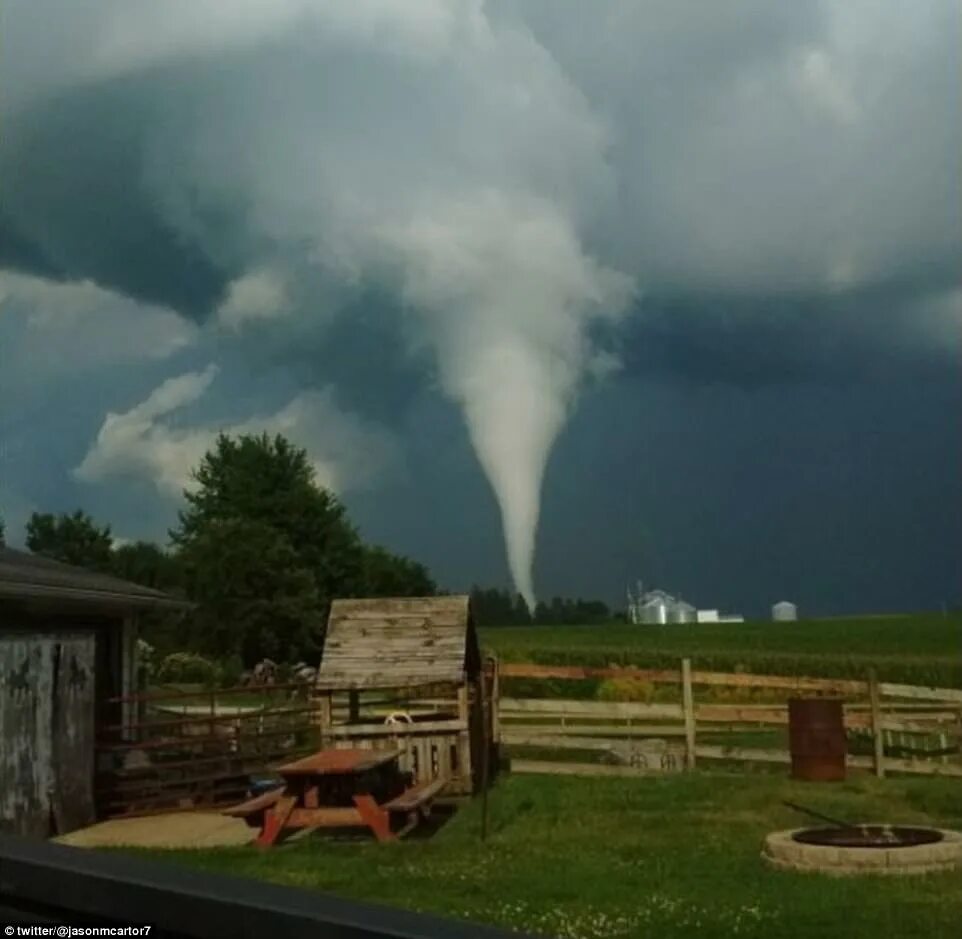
<box><xmin>155</xmin><ymin>651</ymin><xmax>220</xmax><ymax>686</ymax></box>
<box><xmin>218</xmin><ymin>653</ymin><xmax>245</xmax><ymax>688</ymax></box>
<box><xmin>597</xmin><ymin>676</ymin><xmax>656</xmax><ymax>703</ymax></box>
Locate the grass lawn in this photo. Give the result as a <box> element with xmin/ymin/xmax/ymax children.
<box><xmin>127</xmin><ymin>771</ymin><xmax>962</xmax><ymax>938</ymax></box>
<box><xmin>482</xmin><ymin>614</ymin><xmax>962</xmax><ymax>688</ymax></box>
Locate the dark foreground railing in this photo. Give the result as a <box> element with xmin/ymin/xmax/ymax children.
<box><xmin>0</xmin><ymin>834</ymin><xmax>535</xmax><ymax>939</ymax></box>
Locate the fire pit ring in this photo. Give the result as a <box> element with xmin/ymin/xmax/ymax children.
<box><xmin>763</xmin><ymin>825</ymin><xmax>962</xmax><ymax>876</ymax></box>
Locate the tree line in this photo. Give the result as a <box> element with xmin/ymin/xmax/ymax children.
<box><xmin>1</xmin><ymin>431</ymin><xmax>616</xmax><ymax>666</ymax></box>
<box><xmin>6</xmin><ymin>433</ymin><xmax>434</xmax><ymax>666</ymax></box>
<box><xmin>469</xmin><ymin>586</ymin><xmax>612</xmax><ymax>627</ymax></box>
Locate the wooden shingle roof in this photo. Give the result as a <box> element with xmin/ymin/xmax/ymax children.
<box><xmin>316</xmin><ymin>596</ymin><xmax>479</xmax><ymax>690</ymax></box>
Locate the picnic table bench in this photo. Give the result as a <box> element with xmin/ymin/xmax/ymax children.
<box><xmin>223</xmin><ymin>747</ymin><xmax>447</xmax><ymax>847</ymax></box>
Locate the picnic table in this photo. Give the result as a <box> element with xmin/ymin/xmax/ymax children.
<box><xmin>223</xmin><ymin>747</ymin><xmax>447</xmax><ymax>847</ymax></box>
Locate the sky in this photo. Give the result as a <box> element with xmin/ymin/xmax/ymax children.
<box><xmin>1</xmin><ymin>0</ymin><xmax>959</xmax><ymax>618</ymax></box>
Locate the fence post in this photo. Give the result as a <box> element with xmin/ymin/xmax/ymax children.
<box><xmin>868</xmin><ymin>668</ymin><xmax>884</xmax><ymax>778</ymax></box>
<box><xmin>682</xmin><ymin>658</ymin><xmax>696</xmax><ymax>771</ymax></box>
<box><xmin>318</xmin><ymin>692</ymin><xmax>332</xmax><ymax>747</ymax></box>
<box><xmin>480</xmin><ymin>659</ymin><xmax>493</xmax><ymax>842</ymax></box>
<box><xmin>490</xmin><ymin>656</ymin><xmax>501</xmax><ymax>754</ymax></box>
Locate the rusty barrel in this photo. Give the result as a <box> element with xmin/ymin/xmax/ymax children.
<box><xmin>788</xmin><ymin>698</ymin><xmax>847</xmax><ymax>781</ymax></box>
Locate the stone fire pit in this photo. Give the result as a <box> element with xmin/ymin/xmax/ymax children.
<box><xmin>763</xmin><ymin>825</ymin><xmax>962</xmax><ymax>876</ymax></box>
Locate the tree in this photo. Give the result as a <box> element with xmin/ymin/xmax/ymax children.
<box><xmin>177</xmin><ymin>517</ymin><xmax>323</xmax><ymax>663</ymax></box>
<box><xmin>110</xmin><ymin>540</ymin><xmax>191</xmax><ymax>655</ymax></box>
<box><xmin>110</xmin><ymin>540</ymin><xmax>181</xmax><ymax>591</ymax></box>
<box><xmin>170</xmin><ymin>432</ymin><xmax>365</xmax><ymax>663</ymax></box>
<box><xmin>26</xmin><ymin>510</ymin><xmax>113</xmax><ymax>571</ymax></box>
<box><xmin>361</xmin><ymin>544</ymin><xmax>436</xmax><ymax>597</ymax></box>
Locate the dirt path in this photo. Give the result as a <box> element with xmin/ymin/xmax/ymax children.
<box><xmin>55</xmin><ymin>812</ymin><xmax>255</xmax><ymax>849</ymax></box>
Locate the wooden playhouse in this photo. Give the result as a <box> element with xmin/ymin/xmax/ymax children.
<box><xmin>312</xmin><ymin>596</ymin><xmax>496</xmax><ymax>796</ymax></box>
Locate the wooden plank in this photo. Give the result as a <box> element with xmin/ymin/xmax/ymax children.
<box><xmin>317</xmin><ymin>672</ymin><xmax>465</xmax><ymax>690</ymax></box>
<box><xmin>457</xmin><ymin>684</ymin><xmax>471</xmax><ymax>787</ymax></box>
<box><xmin>499</xmin><ymin>722</ymin><xmax>688</xmax><ymax>737</ymax></box>
<box><xmin>0</xmin><ymin>636</ymin><xmax>56</xmax><ymax>837</ymax></box>
<box><xmin>694</xmin><ymin>706</ymin><xmax>788</xmax><ymax>724</ymax></box>
<box><xmin>862</xmin><ymin>756</ymin><xmax>962</xmax><ymax>778</ymax></box>
<box><xmin>504</xmin><ymin>702</ymin><xmax>954</xmax><ymax>728</ymax></box>
<box><xmin>287</xmin><ymin>807</ymin><xmax>364</xmax><ymax>828</ymax></box>
<box><xmin>326</xmin><ymin>719</ymin><xmax>466</xmax><ymax>737</ymax></box>
<box><xmin>869</xmin><ymin>668</ymin><xmax>885</xmax><ymax>779</ymax></box>
<box><xmin>682</xmin><ymin>658</ymin><xmax>695</xmax><ymax>771</ymax></box>
<box><xmin>881</xmin><ymin>715</ymin><xmax>960</xmax><ymax>731</ymax></box>
<box><xmin>107</xmin><ymin>681</ymin><xmax>307</xmax><ymax>706</ymax></box>
<box><xmin>351</xmin><ymin>794</ymin><xmax>392</xmax><ymax>842</ymax></box>
<box><xmin>322</xmin><ymin>638</ymin><xmax>469</xmax><ymax>653</ymax></box>
<box><xmin>221</xmin><ymin>787</ymin><xmax>285</xmax><ymax>818</ymax></box>
<box><xmin>509</xmin><ymin>760</ymin><xmax>663</xmax><ymax>778</ymax></box>
<box><xmin>688</xmin><ymin>745</ymin><xmax>962</xmax><ymax>777</ymax></box>
<box><xmin>277</xmin><ymin>748</ymin><xmax>400</xmax><ymax>776</ymax></box>
<box><xmin>694</xmin><ymin>745</ymin><xmax>794</xmax><ymax>765</ymax></box>
<box><xmin>500</xmin><ymin>663</ymin><xmax>866</xmax><ymax>695</ymax></box>
<box><xmin>330</xmin><ymin>596</ymin><xmax>468</xmax><ymax>613</ymax></box>
<box><xmin>500</xmin><ymin>698</ymin><xmax>684</xmax><ymax>719</ymax></box>
<box><xmin>51</xmin><ymin>634</ymin><xmax>97</xmax><ymax>835</ymax></box>
<box><xmin>326</xmin><ymin>617</ymin><xmax>467</xmax><ymax>633</ymax></box>
<box><xmin>318</xmin><ymin>693</ymin><xmax>332</xmax><ymax>744</ymax></box>
<box><xmin>491</xmin><ymin>657</ymin><xmax>501</xmax><ymax>744</ymax></box>
<box><xmin>503</xmin><ymin>733</ymin><xmax>638</xmax><ymax>751</ymax></box>
<box><xmin>879</xmin><ymin>683</ymin><xmax>962</xmax><ymax>704</ymax></box>
<box><xmin>256</xmin><ymin>794</ymin><xmax>297</xmax><ymax>848</ymax></box>
<box><xmin>385</xmin><ymin>777</ymin><xmax>448</xmax><ymax>812</ymax></box>
<box><xmin>500</xmin><ymin>664</ymin><xmax>679</xmax><ymax>682</ymax></box>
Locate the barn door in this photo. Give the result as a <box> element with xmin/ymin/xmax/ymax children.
<box><xmin>51</xmin><ymin>636</ymin><xmax>96</xmax><ymax>833</ymax></box>
<box><xmin>0</xmin><ymin>634</ymin><xmax>96</xmax><ymax>838</ymax></box>
<box><xmin>0</xmin><ymin>637</ymin><xmax>56</xmax><ymax>837</ymax></box>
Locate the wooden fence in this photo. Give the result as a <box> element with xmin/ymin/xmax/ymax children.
<box><xmin>497</xmin><ymin>661</ymin><xmax>962</xmax><ymax>779</ymax></box>
<box><xmin>96</xmin><ymin>683</ymin><xmax>320</xmax><ymax>818</ymax></box>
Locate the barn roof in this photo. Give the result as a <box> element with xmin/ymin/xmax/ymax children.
<box><xmin>0</xmin><ymin>547</ymin><xmax>191</xmax><ymax>612</ymax></box>
<box><xmin>316</xmin><ymin>595</ymin><xmax>479</xmax><ymax>690</ymax></box>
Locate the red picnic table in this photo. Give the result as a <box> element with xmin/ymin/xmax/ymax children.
<box><xmin>223</xmin><ymin>747</ymin><xmax>447</xmax><ymax>847</ymax></box>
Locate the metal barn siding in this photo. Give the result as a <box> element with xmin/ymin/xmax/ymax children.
<box><xmin>0</xmin><ymin>634</ymin><xmax>95</xmax><ymax>838</ymax></box>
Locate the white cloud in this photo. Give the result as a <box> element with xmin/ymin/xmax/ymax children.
<box><xmin>216</xmin><ymin>268</ymin><xmax>289</xmax><ymax>330</ymax></box>
<box><xmin>0</xmin><ymin>271</ymin><xmax>197</xmax><ymax>369</ymax></box>
<box><xmin>74</xmin><ymin>365</ymin><xmax>398</xmax><ymax>498</ymax></box>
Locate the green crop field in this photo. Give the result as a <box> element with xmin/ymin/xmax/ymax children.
<box><xmin>481</xmin><ymin>613</ymin><xmax>962</xmax><ymax>688</ymax></box>
<box><xmin>130</xmin><ymin>771</ymin><xmax>961</xmax><ymax>938</ymax></box>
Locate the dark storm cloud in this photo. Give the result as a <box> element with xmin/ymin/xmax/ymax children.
<box><xmin>2</xmin><ymin>1</ymin><xmax>959</xmax><ymax>612</ymax></box>
<box><xmin>616</xmin><ymin>282</ymin><xmax>961</xmax><ymax>390</ymax></box>
<box><xmin>1</xmin><ymin>75</ymin><xmax>233</xmax><ymax>316</ymax></box>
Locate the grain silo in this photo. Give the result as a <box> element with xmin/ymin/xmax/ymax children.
<box><xmin>772</xmin><ymin>600</ymin><xmax>798</xmax><ymax>622</ymax></box>
<box><xmin>640</xmin><ymin>590</ymin><xmax>672</xmax><ymax>625</ymax></box>
<box><xmin>669</xmin><ymin>599</ymin><xmax>697</xmax><ymax>624</ymax></box>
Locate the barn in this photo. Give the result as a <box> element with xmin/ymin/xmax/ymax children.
<box><xmin>313</xmin><ymin>596</ymin><xmax>497</xmax><ymax>796</ymax></box>
<box><xmin>0</xmin><ymin>547</ymin><xmax>189</xmax><ymax>838</ymax></box>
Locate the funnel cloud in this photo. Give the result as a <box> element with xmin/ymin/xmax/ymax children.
<box><xmin>1</xmin><ymin>1</ymin><xmax>959</xmax><ymax>613</ymax></box>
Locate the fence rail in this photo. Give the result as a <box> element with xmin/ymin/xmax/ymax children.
<box><xmin>498</xmin><ymin>660</ymin><xmax>962</xmax><ymax>779</ymax></box>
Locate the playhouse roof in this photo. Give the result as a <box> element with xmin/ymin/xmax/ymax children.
<box><xmin>316</xmin><ymin>595</ymin><xmax>480</xmax><ymax>690</ymax></box>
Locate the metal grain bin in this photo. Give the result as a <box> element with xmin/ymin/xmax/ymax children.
<box><xmin>788</xmin><ymin>698</ymin><xmax>847</xmax><ymax>781</ymax></box>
